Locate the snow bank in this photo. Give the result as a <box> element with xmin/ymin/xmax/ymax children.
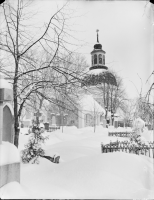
<box><xmin>20</xmin><ymin>157</ymin><xmax>77</xmax><ymax>199</ymax></box>
<box><xmin>0</xmin><ymin>182</ymin><xmax>31</xmax><ymax>199</ymax></box>
<box><xmin>0</xmin><ymin>142</ymin><xmax>20</xmax><ymax>165</ymax></box>
<box><xmin>51</xmin><ymin>127</ymin><xmax>86</xmax><ymax>142</ymax></box>
<box><xmin>20</xmin><ymin>152</ymin><xmax>154</xmax><ymax>199</ymax></box>
<box><xmin>59</xmin><ymin>126</ymin><xmax>83</xmax><ymax>135</ymax></box>
<box><xmin>48</xmin><ymin>126</ymin><xmax>108</xmax><ymax>143</ymax></box>
<box><xmin>48</xmin><ymin>153</ymin><xmax>154</xmax><ymax>199</ymax></box>
<box><xmin>20</xmin><ymin>127</ymin><xmax>29</xmax><ymax>135</ymax></box>
<box><xmin>12</xmin><ymin>125</ymin><xmax>154</xmax><ymax>199</ymax></box>
<box><xmin>141</xmin><ymin>129</ymin><xmax>153</xmax><ymax>142</ymax></box>
<box><xmin>116</xmin><ymin>127</ymin><xmax>133</xmax><ymax>132</ymax></box>
<box><xmin>80</xmin><ymin>126</ymin><xmax>108</xmax><ymax>136</ymax></box>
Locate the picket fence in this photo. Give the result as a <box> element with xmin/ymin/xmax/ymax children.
<box><xmin>108</xmin><ymin>131</ymin><xmax>133</xmax><ymax>137</ymax></box>
<box><xmin>48</xmin><ymin>126</ymin><xmax>60</xmax><ymax>132</ymax></box>
<box><xmin>101</xmin><ymin>140</ymin><xmax>154</xmax><ymax>158</ymax></box>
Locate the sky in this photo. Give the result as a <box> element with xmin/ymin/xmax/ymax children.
<box><xmin>1</xmin><ymin>0</ymin><xmax>153</xmax><ymax>99</ymax></box>
<box><xmin>34</xmin><ymin>0</ymin><xmax>153</xmax><ymax>99</ymax></box>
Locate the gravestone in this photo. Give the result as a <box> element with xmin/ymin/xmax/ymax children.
<box><xmin>114</xmin><ymin>121</ymin><xmax>118</xmax><ymax>128</ymax></box>
<box><xmin>0</xmin><ymin>73</ymin><xmax>20</xmax><ymax>188</ymax></box>
<box><xmin>114</xmin><ymin>114</ymin><xmax>119</xmax><ymax>128</ymax></box>
<box><xmin>102</xmin><ymin>118</ymin><xmax>106</xmax><ymax>128</ymax></box>
<box><xmin>52</xmin><ymin>115</ymin><xmax>56</xmax><ymax>125</ymax></box>
<box><xmin>3</xmin><ymin>105</ymin><xmax>14</xmax><ymax>143</ymax></box>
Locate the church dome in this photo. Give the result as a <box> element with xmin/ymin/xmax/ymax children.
<box><xmin>94</xmin><ymin>43</ymin><xmax>102</xmax><ymax>50</ymax></box>
<box><xmin>82</xmin><ymin>71</ymin><xmax>117</xmax><ymax>87</ymax></box>
<box><xmin>90</xmin><ymin>30</ymin><xmax>107</xmax><ymax>72</ymax></box>
<box><xmin>81</xmin><ymin>30</ymin><xmax>117</xmax><ymax>87</ymax></box>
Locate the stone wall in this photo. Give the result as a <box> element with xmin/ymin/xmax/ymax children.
<box><xmin>0</xmin><ymin>74</ymin><xmax>20</xmax><ymax>188</ymax></box>
<box><xmin>0</xmin><ymin>163</ymin><xmax>20</xmax><ymax>188</ymax></box>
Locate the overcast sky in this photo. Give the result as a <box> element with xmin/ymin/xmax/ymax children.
<box><xmin>43</xmin><ymin>0</ymin><xmax>153</xmax><ymax>99</ymax></box>
<box><xmin>5</xmin><ymin>0</ymin><xmax>154</xmax><ymax>99</ymax></box>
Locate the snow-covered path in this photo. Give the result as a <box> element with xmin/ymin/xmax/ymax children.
<box><xmin>1</xmin><ymin>126</ymin><xmax>154</xmax><ymax>199</ymax></box>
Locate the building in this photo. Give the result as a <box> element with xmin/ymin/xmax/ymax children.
<box><xmin>47</xmin><ymin>30</ymin><xmax>117</xmax><ymax>129</ymax></box>
<box><xmin>22</xmin><ymin>30</ymin><xmax>119</xmax><ymax>129</ymax></box>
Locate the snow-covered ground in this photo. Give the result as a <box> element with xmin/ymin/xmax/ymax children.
<box><xmin>0</xmin><ymin>126</ymin><xmax>154</xmax><ymax>199</ymax></box>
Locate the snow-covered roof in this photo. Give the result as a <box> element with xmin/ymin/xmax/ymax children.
<box><xmin>87</xmin><ymin>68</ymin><xmax>107</xmax><ymax>75</ymax></box>
<box><xmin>0</xmin><ymin>73</ymin><xmax>12</xmax><ymax>90</ymax></box>
<box><xmin>79</xmin><ymin>95</ymin><xmax>105</xmax><ymax>114</ymax></box>
<box><xmin>0</xmin><ymin>142</ymin><xmax>20</xmax><ymax>166</ymax></box>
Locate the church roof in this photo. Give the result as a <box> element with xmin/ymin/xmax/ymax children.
<box><xmin>91</xmin><ymin>49</ymin><xmax>106</xmax><ymax>54</ymax></box>
<box><xmin>94</xmin><ymin>43</ymin><xmax>102</xmax><ymax>50</ymax></box>
<box><xmin>91</xmin><ymin>30</ymin><xmax>106</xmax><ymax>53</ymax></box>
<box><xmin>79</xmin><ymin>95</ymin><xmax>105</xmax><ymax>114</ymax></box>
<box><xmin>82</xmin><ymin>71</ymin><xmax>117</xmax><ymax>87</ymax></box>
<box><xmin>89</xmin><ymin>65</ymin><xmax>108</xmax><ymax>71</ymax></box>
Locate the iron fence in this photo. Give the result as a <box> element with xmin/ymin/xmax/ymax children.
<box><xmin>101</xmin><ymin>140</ymin><xmax>154</xmax><ymax>158</ymax></box>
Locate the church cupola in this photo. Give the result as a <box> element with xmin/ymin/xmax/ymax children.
<box><xmin>90</xmin><ymin>30</ymin><xmax>108</xmax><ymax>71</ymax></box>
<box><xmin>81</xmin><ymin>30</ymin><xmax>117</xmax><ymax>87</ymax></box>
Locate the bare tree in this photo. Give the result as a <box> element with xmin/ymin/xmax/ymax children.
<box><xmin>93</xmin><ymin>70</ymin><xmax>127</xmax><ymax>121</ymax></box>
<box><xmin>91</xmin><ymin>100</ymin><xmax>102</xmax><ymax>132</ymax></box>
<box><xmin>146</xmin><ymin>71</ymin><xmax>154</xmax><ymax>104</ymax></box>
<box><xmin>122</xmin><ymin>99</ymin><xmax>136</xmax><ymax>127</ymax></box>
<box><xmin>49</xmin><ymin>53</ymin><xmax>88</xmax><ymax>132</ymax></box>
<box><xmin>134</xmin><ymin>96</ymin><xmax>153</xmax><ymax>126</ymax></box>
<box><xmin>0</xmin><ymin>0</ymin><xmax>84</xmax><ymax>147</ymax></box>
<box><xmin>123</xmin><ymin>72</ymin><xmax>154</xmax><ymax>128</ymax></box>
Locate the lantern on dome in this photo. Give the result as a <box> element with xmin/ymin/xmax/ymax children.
<box><xmin>82</xmin><ymin>30</ymin><xmax>117</xmax><ymax>87</ymax></box>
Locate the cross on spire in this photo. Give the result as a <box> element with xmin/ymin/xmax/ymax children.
<box><xmin>34</xmin><ymin>110</ymin><xmax>42</xmax><ymax>125</ymax></box>
<box><xmin>96</xmin><ymin>29</ymin><xmax>99</xmax><ymax>43</ymax></box>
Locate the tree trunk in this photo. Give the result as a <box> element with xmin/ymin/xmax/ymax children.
<box><xmin>14</xmin><ymin>78</ymin><xmax>20</xmax><ymax>148</ymax></box>
<box><xmin>93</xmin><ymin>115</ymin><xmax>96</xmax><ymax>133</ymax></box>
<box><xmin>13</xmin><ymin>0</ymin><xmax>20</xmax><ymax>148</ymax></box>
<box><xmin>61</xmin><ymin>112</ymin><xmax>64</xmax><ymax>133</ymax></box>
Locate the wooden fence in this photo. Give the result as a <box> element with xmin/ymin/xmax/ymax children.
<box><xmin>101</xmin><ymin>140</ymin><xmax>154</xmax><ymax>158</ymax></box>
<box><xmin>48</xmin><ymin>126</ymin><xmax>60</xmax><ymax>132</ymax></box>
<box><xmin>108</xmin><ymin>132</ymin><xmax>133</xmax><ymax>137</ymax></box>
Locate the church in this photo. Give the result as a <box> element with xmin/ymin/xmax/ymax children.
<box><xmin>22</xmin><ymin>30</ymin><xmax>118</xmax><ymax>129</ymax></box>
<box><xmin>45</xmin><ymin>30</ymin><xmax>117</xmax><ymax>129</ymax></box>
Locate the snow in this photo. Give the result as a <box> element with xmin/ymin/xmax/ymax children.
<box><xmin>0</xmin><ymin>126</ymin><xmax>154</xmax><ymax>199</ymax></box>
<box><xmin>0</xmin><ymin>141</ymin><xmax>20</xmax><ymax>165</ymax></box>
<box><xmin>142</xmin><ymin>129</ymin><xmax>153</xmax><ymax>142</ymax></box>
<box><xmin>79</xmin><ymin>95</ymin><xmax>105</xmax><ymax>114</ymax></box>
<box><xmin>0</xmin><ymin>182</ymin><xmax>30</xmax><ymax>199</ymax></box>
<box><xmin>87</xmin><ymin>68</ymin><xmax>107</xmax><ymax>75</ymax></box>
<box><xmin>0</xmin><ymin>73</ymin><xmax>12</xmax><ymax>89</ymax></box>
<box><xmin>109</xmin><ymin>126</ymin><xmax>133</xmax><ymax>132</ymax></box>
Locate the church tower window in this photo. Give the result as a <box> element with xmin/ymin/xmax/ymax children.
<box><xmin>99</xmin><ymin>54</ymin><xmax>102</xmax><ymax>64</ymax></box>
<box><xmin>103</xmin><ymin>54</ymin><xmax>105</xmax><ymax>65</ymax></box>
<box><xmin>94</xmin><ymin>54</ymin><xmax>97</xmax><ymax>64</ymax></box>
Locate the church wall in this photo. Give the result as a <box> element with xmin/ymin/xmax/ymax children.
<box><xmin>78</xmin><ymin>109</ymin><xmax>85</xmax><ymax>128</ymax></box>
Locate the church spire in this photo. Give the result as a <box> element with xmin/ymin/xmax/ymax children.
<box><xmin>90</xmin><ymin>30</ymin><xmax>108</xmax><ymax>71</ymax></box>
<box><xmin>94</xmin><ymin>29</ymin><xmax>102</xmax><ymax>50</ymax></box>
<box><xmin>96</xmin><ymin>29</ymin><xmax>99</xmax><ymax>43</ymax></box>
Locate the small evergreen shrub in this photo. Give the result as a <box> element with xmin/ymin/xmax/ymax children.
<box><xmin>21</xmin><ymin>125</ymin><xmax>49</xmax><ymax>164</ymax></box>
